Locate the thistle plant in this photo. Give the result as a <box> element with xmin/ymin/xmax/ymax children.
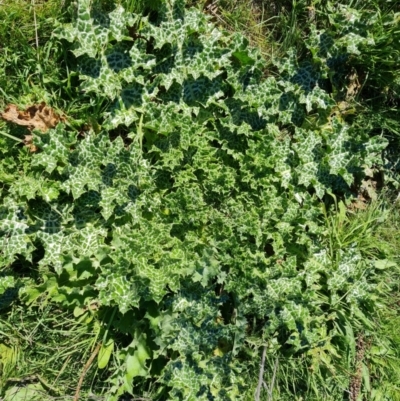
<box><xmin>0</xmin><ymin>0</ymin><xmax>394</xmax><ymax>400</ymax></box>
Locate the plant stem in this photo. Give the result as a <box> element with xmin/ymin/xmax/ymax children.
<box><xmin>255</xmin><ymin>346</ymin><xmax>267</xmax><ymax>401</ymax></box>
<box><xmin>0</xmin><ymin>131</ymin><xmax>24</xmax><ymax>142</ymax></box>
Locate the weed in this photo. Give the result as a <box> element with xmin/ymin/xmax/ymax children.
<box><xmin>1</xmin><ymin>0</ymin><xmax>400</xmax><ymax>400</ymax></box>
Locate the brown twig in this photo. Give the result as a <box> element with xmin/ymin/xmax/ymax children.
<box><xmin>349</xmin><ymin>333</ymin><xmax>366</xmax><ymax>401</ymax></box>
<box><xmin>73</xmin><ymin>343</ymin><xmax>101</xmax><ymax>401</ymax></box>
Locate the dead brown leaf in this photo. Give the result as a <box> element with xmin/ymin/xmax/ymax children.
<box><xmin>348</xmin><ymin>197</ymin><xmax>368</xmax><ymax>211</ymax></box>
<box><xmin>1</xmin><ymin>102</ymin><xmax>64</xmax><ymax>133</ymax></box>
<box><xmin>346</xmin><ymin>69</ymin><xmax>361</xmax><ymax>100</ymax></box>
<box><xmin>22</xmin><ymin>134</ymin><xmax>38</xmax><ymax>153</ymax></box>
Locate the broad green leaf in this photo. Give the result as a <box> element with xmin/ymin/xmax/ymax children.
<box><xmin>126</xmin><ymin>339</ymin><xmax>151</xmax><ymax>379</ymax></box>
<box><xmin>98</xmin><ymin>339</ymin><xmax>114</xmax><ymax>369</ymax></box>
<box><xmin>374</xmin><ymin>259</ymin><xmax>397</xmax><ymax>270</ymax></box>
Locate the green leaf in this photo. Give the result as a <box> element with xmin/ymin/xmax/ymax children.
<box><xmin>362</xmin><ymin>362</ymin><xmax>371</xmax><ymax>393</ymax></box>
<box><xmin>374</xmin><ymin>259</ymin><xmax>397</xmax><ymax>270</ymax></box>
<box><xmin>4</xmin><ymin>383</ymin><xmax>46</xmax><ymax>401</ymax></box>
<box><xmin>126</xmin><ymin>337</ymin><xmax>151</xmax><ymax>379</ymax></box>
<box><xmin>232</xmin><ymin>51</ymin><xmax>255</xmax><ymax>66</ymax></box>
<box><xmin>98</xmin><ymin>339</ymin><xmax>114</xmax><ymax>369</ymax></box>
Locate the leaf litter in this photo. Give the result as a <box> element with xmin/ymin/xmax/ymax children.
<box><xmin>1</xmin><ymin>102</ymin><xmax>65</xmax><ymax>151</ymax></box>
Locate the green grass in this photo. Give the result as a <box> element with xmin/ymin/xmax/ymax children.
<box><xmin>0</xmin><ymin>0</ymin><xmax>65</xmax><ymax>105</ymax></box>
<box><xmin>0</xmin><ymin>304</ymin><xmax>111</xmax><ymax>399</ymax></box>
<box><xmin>186</xmin><ymin>0</ymin><xmax>312</xmax><ymax>69</ymax></box>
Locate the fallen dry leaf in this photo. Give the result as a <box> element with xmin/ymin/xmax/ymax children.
<box><xmin>1</xmin><ymin>102</ymin><xmax>64</xmax><ymax>133</ymax></box>
<box><xmin>348</xmin><ymin>197</ymin><xmax>368</xmax><ymax>211</ymax></box>
<box><xmin>23</xmin><ymin>134</ymin><xmax>38</xmax><ymax>153</ymax></box>
<box><xmin>346</xmin><ymin>68</ymin><xmax>361</xmax><ymax>100</ymax></box>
